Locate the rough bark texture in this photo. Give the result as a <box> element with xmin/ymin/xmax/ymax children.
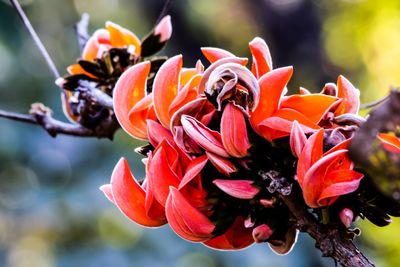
<box><xmin>282</xmin><ymin>191</ymin><xmax>375</xmax><ymax>267</ymax></box>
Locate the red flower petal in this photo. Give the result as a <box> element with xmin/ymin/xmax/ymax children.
<box><xmin>113</xmin><ymin>61</ymin><xmax>151</xmax><ymax>139</ymax></box>
<box><xmin>106</xmin><ymin>21</ymin><xmax>141</xmax><ymax>55</ymax></box>
<box><xmin>335</xmin><ymin>75</ymin><xmax>360</xmax><ymax>115</ymax></box>
<box><xmin>153</xmin><ymin>55</ymin><xmax>183</xmax><ymax>128</ymax></box>
<box><xmin>252</xmin><ymin>224</ymin><xmax>273</xmax><ymax>243</ymax></box>
<box><xmin>166</xmin><ymin>187</ymin><xmax>215</xmax><ymax>242</ymax></box>
<box><xmin>249</xmin><ymin>37</ymin><xmax>273</xmax><ymax>78</ymax></box>
<box><xmin>201</xmin><ymin>47</ymin><xmax>236</xmax><ymax>63</ymax></box>
<box><xmin>110</xmin><ymin>158</ymin><xmax>166</xmax><ymax>227</ymax></box>
<box><xmin>82</xmin><ymin>29</ymin><xmax>110</xmax><ymax>60</ymax></box>
<box><xmin>296</xmin><ymin>129</ymin><xmax>324</xmax><ymax>185</ymax></box>
<box><xmin>179</xmin><ymin>155</ymin><xmax>208</xmax><ymax>190</ymax></box>
<box><xmin>250</xmin><ymin>66</ymin><xmax>293</xmax><ymax>130</ymax></box>
<box><xmin>181</xmin><ymin>115</ymin><xmax>229</xmax><ymax>157</ymax></box>
<box><xmin>99</xmin><ymin>184</ymin><xmax>115</xmax><ymax>203</ymax></box>
<box><xmin>213</xmin><ymin>179</ymin><xmax>259</xmax><ymax>199</ymax></box>
<box><xmin>203</xmin><ymin>217</ymin><xmax>254</xmax><ymax>250</ymax></box>
<box><xmin>257</xmin><ymin>108</ymin><xmax>318</xmax><ymax>141</ymax></box>
<box><xmin>221</xmin><ymin>103</ymin><xmax>251</xmax><ymax>158</ymax></box>
<box><xmin>206</xmin><ymin>152</ymin><xmax>238</xmax><ymax>176</ymax></box>
<box><xmin>318</xmin><ymin>169</ymin><xmax>364</xmax><ymax>207</ymax></box>
<box><xmin>280</xmin><ymin>94</ymin><xmax>338</xmax><ymax>124</ymax></box>
<box><xmin>299</xmin><ymin>87</ymin><xmax>311</xmax><ymax>95</ymax></box>
<box><xmin>147</xmin><ymin>143</ymin><xmax>180</xmax><ymax>206</ymax></box>
<box><xmin>290</xmin><ymin>120</ymin><xmax>307</xmax><ymax>158</ymax></box>
<box><xmin>147</xmin><ymin>120</ymin><xmax>174</xmax><ymax>148</ymax></box>
<box><xmin>302</xmin><ymin>149</ymin><xmax>349</xmax><ymax>208</ymax></box>
<box><xmin>378</xmin><ymin>133</ymin><xmax>400</xmax><ymax>154</ymax></box>
<box><xmin>168</xmin><ymin>74</ymin><xmax>201</xmax><ymax>119</ymax></box>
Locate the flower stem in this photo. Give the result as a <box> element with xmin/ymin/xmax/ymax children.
<box><xmin>9</xmin><ymin>0</ymin><xmax>60</xmax><ymax>79</ymax></box>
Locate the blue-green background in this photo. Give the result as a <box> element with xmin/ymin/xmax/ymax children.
<box><xmin>0</xmin><ymin>0</ymin><xmax>399</xmax><ymax>266</ymax></box>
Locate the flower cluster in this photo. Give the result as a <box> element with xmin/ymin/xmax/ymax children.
<box><xmin>96</xmin><ymin>19</ymin><xmax>400</xmax><ymax>253</ymax></box>
<box><xmin>56</xmin><ymin>16</ymin><xmax>172</xmax><ymax>129</ymax></box>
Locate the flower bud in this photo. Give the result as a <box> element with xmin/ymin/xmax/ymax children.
<box><xmin>339</xmin><ymin>208</ymin><xmax>354</xmax><ymax>228</ymax></box>
<box><xmin>252</xmin><ymin>224</ymin><xmax>273</xmax><ymax>243</ymax></box>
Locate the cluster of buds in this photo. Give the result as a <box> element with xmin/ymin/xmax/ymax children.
<box><xmin>75</xmin><ymin>18</ymin><xmax>400</xmax><ymax>253</ymax></box>
<box><xmin>56</xmin><ymin>16</ymin><xmax>172</xmax><ymax>130</ymax></box>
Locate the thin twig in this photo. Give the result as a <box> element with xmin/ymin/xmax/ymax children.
<box><xmin>360</xmin><ymin>94</ymin><xmax>390</xmax><ymax>110</ymax></box>
<box><xmin>0</xmin><ymin>104</ymin><xmax>118</xmax><ymax>139</ymax></box>
<box><xmin>156</xmin><ymin>0</ymin><xmax>173</xmax><ymax>23</ymax></box>
<box><xmin>0</xmin><ymin>109</ymin><xmax>36</xmax><ymax>124</ymax></box>
<box><xmin>74</xmin><ymin>13</ymin><xmax>90</xmax><ymax>53</ymax></box>
<box><xmin>9</xmin><ymin>0</ymin><xmax>60</xmax><ymax>79</ymax></box>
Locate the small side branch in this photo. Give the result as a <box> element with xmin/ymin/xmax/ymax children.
<box><xmin>0</xmin><ymin>103</ymin><xmax>117</xmax><ymax>139</ymax></box>
<box><xmin>74</xmin><ymin>13</ymin><xmax>90</xmax><ymax>53</ymax></box>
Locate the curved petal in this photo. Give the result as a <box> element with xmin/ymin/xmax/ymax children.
<box><xmin>318</xmin><ymin>169</ymin><xmax>364</xmax><ymax>206</ymax></box>
<box><xmin>147</xmin><ymin>144</ymin><xmax>180</xmax><ymax>206</ymax></box>
<box><xmin>147</xmin><ymin>120</ymin><xmax>174</xmax><ymax>148</ymax></box>
<box><xmin>302</xmin><ymin>149</ymin><xmax>348</xmax><ymax>208</ymax></box>
<box><xmin>221</xmin><ymin>103</ymin><xmax>251</xmax><ymax>157</ymax></box>
<box><xmin>99</xmin><ymin>184</ymin><xmax>115</xmax><ymax>203</ymax></box>
<box><xmin>249</xmin><ymin>37</ymin><xmax>273</xmax><ymax>78</ymax></box>
<box><xmin>290</xmin><ymin>120</ymin><xmax>307</xmax><ymax>158</ymax></box>
<box><xmin>181</xmin><ymin>115</ymin><xmax>229</xmax><ymax>157</ymax></box>
<box><xmin>168</xmin><ymin>74</ymin><xmax>201</xmax><ymax>119</ymax></box>
<box><xmin>153</xmin><ymin>55</ymin><xmax>183</xmax><ymax>128</ymax></box>
<box><xmin>166</xmin><ymin>187</ymin><xmax>215</xmax><ymax>242</ymax></box>
<box><xmin>113</xmin><ymin>61</ymin><xmax>151</xmax><ymax>139</ymax></box>
<box><xmin>203</xmin><ymin>217</ymin><xmax>254</xmax><ymax>250</ymax></box>
<box><xmin>378</xmin><ymin>133</ymin><xmax>400</xmax><ymax>154</ymax></box>
<box><xmin>297</xmin><ymin>129</ymin><xmax>324</xmax><ymax>184</ymax></box>
<box><xmin>250</xmin><ymin>66</ymin><xmax>293</xmax><ymax>129</ymax></box>
<box><xmin>299</xmin><ymin>87</ymin><xmax>311</xmax><ymax>95</ymax></box>
<box><xmin>280</xmin><ymin>94</ymin><xmax>338</xmax><ymax>124</ymax></box>
<box><xmin>179</xmin><ymin>155</ymin><xmax>208</xmax><ymax>190</ymax></box>
<box><xmin>198</xmin><ymin>57</ymin><xmax>248</xmax><ymax>94</ymax></box>
<box><xmin>213</xmin><ymin>179</ymin><xmax>259</xmax><ymax>199</ymax></box>
<box><xmin>206</xmin><ymin>152</ymin><xmax>238</xmax><ymax>176</ymax></box>
<box><xmin>110</xmin><ymin>158</ymin><xmax>166</xmax><ymax>227</ymax></box>
<box><xmin>257</xmin><ymin>108</ymin><xmax>319</xmax><ymax>141</ymax></box>
<box><xmin>106</xmin><ymin>21</ymin><xmax>141</xmax><ymax>56</ymax></box>
<box><xmin>201</xmin><ymin>47</ymin><xmax>236</xmax><ymax>63</ymax></box>
<box><xmin>82</xmin><ymin>29</ymin><xmax>110</xmax><ymax>60</ymax></box>
<box><xmin>335</xmin><ymin>75</ymin><xmax>360</xmax><ymax>115</ymax></box>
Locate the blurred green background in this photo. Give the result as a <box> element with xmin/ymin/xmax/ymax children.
<box><xmin>0</xmin><ymin>0</ymin><xmax>399</xmax><ymax>266</ymax></box>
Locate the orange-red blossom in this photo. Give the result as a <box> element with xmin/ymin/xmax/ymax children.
<box><xmin>101</xmin><ymin>34</ymin><xmax>367</xmax><ymax>251</ymax></box>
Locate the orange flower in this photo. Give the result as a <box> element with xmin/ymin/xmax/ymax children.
<box><xmin>113</xmin><ymin>55</ymin><xmax>203</xmax><ymax>140</ymax></box>
<box><xmin>59</xmin><ymin>17</ymin><xmax>172</xmax><ymax>124</ymax></box>
<box><xmin>295</xmin><ymin>129</ymin><xmax>364</xmax><ymax>208</ymax></box>
<box><xmin>200</xmin><ymin>38</ymin><xmax>337</xmax><ymax>142</ymax></box>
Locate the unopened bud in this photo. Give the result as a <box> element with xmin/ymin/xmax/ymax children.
<box><xmin>321</xmin><ymin>82</ymin><xmax>337</xmax><ymax>96</ymax></box>
<box><xmin>340</xmin><ymin>208</ymin><xmax>354</xmax><ymax>228</ymax></box>
<box><xmin>252</xmin><ymin>224</ymin><xmax>273</xmax><ymax>243</ymax></box>
<box><xmin>154</xmin><ymin>15</ymin><xmax>172</xmax><ymax>42</ymax></box>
